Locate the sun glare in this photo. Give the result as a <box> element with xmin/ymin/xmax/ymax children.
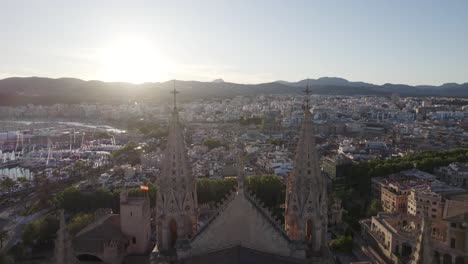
<box><xmin>99</xmin><ymin>37</ymin><xmax>169</xmax><ymax>83</ymax></box>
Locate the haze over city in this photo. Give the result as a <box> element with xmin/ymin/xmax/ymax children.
<box><xmin>1</xmin><ymin>0</ymin><xmax>468</xmax><ymax>85</ymax></box>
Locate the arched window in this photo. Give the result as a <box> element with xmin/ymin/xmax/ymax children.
<box><xmin>169</xmin><ymin>219</ymin><xmax>178</xmax><ymax>248</ymax></box>
<box><xmin>305</xmin><ymin>219</ymin><xmax>313</xmax><ymax>241</ymax></box>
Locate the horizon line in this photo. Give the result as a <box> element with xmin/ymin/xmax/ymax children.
<box><xmin>0</xmin><ymin>75</ymin><xmax>467</xmax><ymax>87</ymax></box>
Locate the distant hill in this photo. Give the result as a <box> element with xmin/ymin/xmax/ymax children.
<box><xmin>278</xmin><ymin>77</ymin><xmax>376</xmax><ymax>88</ymax></box>
<box><xmin>0</xmin><ymin>76</ymin><xmax>467</xmax><ymax>105</ymax></box>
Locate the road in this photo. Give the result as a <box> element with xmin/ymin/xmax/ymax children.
<box><xmin>0</xmin><ymin>203</ymin><xmax>50</xmax><ymax>253</ymax></box>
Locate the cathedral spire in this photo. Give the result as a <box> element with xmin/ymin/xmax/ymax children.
<box><xmin>303</xmin><ymin>78</ymin><xmax>310</xmax><ymax>110</ymax></box>
<box><xmin>171</xmin><ymin>79</ymin><xmax>179</xmax><ymax>112</ymax></box>
<box><xmin>285</xmin><ymin>81</ymin><xmax>327</xmax><ymax>254</ymax></box>
<box><xmin>156</xmin><ymin>85</ymin><xmax>198</xmax><ymax>252</ymax></box>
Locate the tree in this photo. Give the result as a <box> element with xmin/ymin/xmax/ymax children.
<box><xmin>329</xmin><ymin>235</ymin><xmax>353</xmax><ymax>253</ymax></box>
<box><xmin>72</xmin><ymin>160</ymin><xmax>87</xmax><ymax>176</ymax></box>
<box><xmin>239</xmin><ymin>116</ymin><xmax>263</xmax><ymax>126</ymax></box>
<box><xmin>112</xmin><ymin>143</ymin><xmax>141</xmax><ymax>166</ymax></box>
<box><xmin>16</xmin><ymin>176</ymin><xmax>27</xmax><ymax>184</ymax></box>
<box><xmin>21</xmin><ymin>216</ymin><xmax>59</xmax><ymax>246</ymax></box>
<box><xmin>0</xmin><ymin>254</ymin><xmax>14</xmax><ymax>264</ymax></box>
<box><xmin>366</xmin><ymin>199</ymin><xmax>382</xmax><ymax>216</ymax></box>
<box><xmin>55</xmin><ymin>187</ymin><xmax>120</xmax><ymax>213</ymax></box>
<box><xmin>0</xmin><ymin>229</ymin><xmax>9</xmax><ymax>248</ymax></box>
<box><xmin>95</xmin><ymin>131</ymin><xmax>111</xmax><ymax>139</ymax></box>
<box><xmin>203</xmin><ymin>139</ymin><xmax>223</xmax><ymax>150</ymax></box>
<box><xmin>129</xmin><ymin>182</ymin><xmax>157</xmax><ymax>207</ymax></box>
<box><xmin>268</xmin><ymin>138</ymin><xmax>284</xmax><ymax>146</ymax></box>
<box><xmin>34</xmin><ymin>174</ymin><xmax>53</xmax><ymax>206</ymax></box>
<box><xmin>197</xmin><ymin>178</ymin><xmax>237</xmax><ymax>204</ymax></box>
<box><xmin>245</xmin><ymin>175</ymin><xmax>285</xmax><ymax>220</ymax></box>
<box><xmin>68</xmin><ymin>213</ymin><xmax>95</xmax><ymax>235</ymax></box>
<box><xmin>0</xmin><ymin>178</ymin><xmax>15</xmax><ymax>197</ymax></box>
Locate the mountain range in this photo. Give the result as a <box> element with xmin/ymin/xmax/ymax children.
<box><xmin>0</xmin><ymin>76</ymin><xmax>467</xmax><ymax>105</ymax></box>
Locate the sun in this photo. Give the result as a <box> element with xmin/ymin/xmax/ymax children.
<box><xmin>98</xmin><ymin>37</ymin><xmax>169</xmax><ymax>83</ymax></box>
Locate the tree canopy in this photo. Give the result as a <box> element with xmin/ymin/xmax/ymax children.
<box><xmin>337</xmin><ymin>148</ymin><xmax>468</xmax><ymax>229</ymax></box>
<box><xmin>112</xmin><ymin>142</ymin><xmax>141</xmax><ymax>166</ymax></box>
<box><xmin>54</xmin><ymin>187</ymin><xmax>120</xmax><ymax>213</ymax></box>
<box><xmin>203</xmin><ymin>139</ymin><xmax>223</xmax><ymax>150</ymax></box>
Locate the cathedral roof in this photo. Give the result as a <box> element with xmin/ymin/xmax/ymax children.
<box><xmin>73</xmin><ymin>214</ymin><xmax>127</xmax><ymax>254</ymax></box>
<box><xmin>186</xmin><ymin>187</ymin><xmax>305</xmax><ymax>260</ymax></box>
<box><xmin>187</xmin><ymin>245</ymin><xmax>305</xmax><ymax>264</ymax></box>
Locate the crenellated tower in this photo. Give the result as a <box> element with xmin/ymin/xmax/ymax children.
<box><xmin>284</xmin><ymin>85</ymin><xmax>328</xmax><ymax>255</ymax></box>
<box><xmin>156</xmin><ymin>81</ymin><xmax>198</xmax><ymax>252</ymax></box>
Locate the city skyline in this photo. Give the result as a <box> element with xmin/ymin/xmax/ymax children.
<box><xmin>1</xmin><ymin>0</ymin><xmax>468</xmax><ymax>85</ymax></box>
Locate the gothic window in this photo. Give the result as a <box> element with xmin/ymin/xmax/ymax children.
<box><xmin>132</xmin><ymin>237</ymin><xmax>136</xmax><ymax>244</ymax></box>
<box><xmin>450</xmin><ymin>238</ymin><xmax>456</xmax><ymax>248</ymax></box>
<box><xmin>185</xmin><ymin>205</ymin><xmax>191</xmax><ymax>211</ymax></box>
<box><xmin>307</xmin><ymin>170</ymin><xmax>311</xmax><ymax>175</ymax></box>
<box><xmin>307</xmin><ymin>207</ymin><xmax>313</xmax><ymax>213</ymax></box>
<box><xmin>293</xmin><ymin>205</ymin><xmax>298</xmax><ymax>211</ymax></box>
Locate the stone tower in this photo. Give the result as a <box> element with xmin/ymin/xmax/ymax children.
<box><xmin>156</xmin><ymin>81</ymin><xmax>198</xmax><ymax>252</ymax></box>
<box><xmin>120</xmin><ymin>191</ymin><xmax>151</xmax><ymax>254</ymax></box>
<box><xmin>285</xmin><ymin>86</ymin><xmax>328</xmax><ymax>255</ymax></box>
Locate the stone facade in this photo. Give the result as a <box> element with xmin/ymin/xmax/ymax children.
<box><xmin>436</xmin><ymin>163</ymin><xmax>468</xmax><ymax>188</ymax></box>
<box><xmin>72</xmin><ymin>193</ymin><xmax>151</xmax><ymax>263</ymax></box>
<box><xmin>360</xmin><ymin>210</ymin><xmax>468</xmax><ymax>264</ymax></box>
<box><xmin>407</xmin><ymin>185</ymin><xmax>445</xmax><ymax>219</ymax></box>
<box><xmin>120</xmin><ymin>191</ymin><xmax>152</xmax><ymax>254</ymax></box>
<box><xmin>381</xmin><ymin>183</ymin><xmax>410</xmax><ymax>213</ymax></box>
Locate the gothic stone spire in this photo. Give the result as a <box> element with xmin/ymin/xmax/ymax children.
<box><xmin>171</xmin><ymin>79</ymin><xmax>179</xmax><ymax>112</ymax></box>
<box><xmin>285</xmin><ymin>86</ymin><xmax>327</xmax><ymax>254</ymax></box>
<box><xmin>156</xmin><ymin>85</ymin><xmax>198</xmax><ymax>251</ymax></box>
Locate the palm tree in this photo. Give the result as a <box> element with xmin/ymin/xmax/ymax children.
<box><xmin>0</xmin><ymin>229</ymin><xmax>9</xmax><ymax>248</ymax></box>
<box><xmin>34</xmin><ymin>174</ymin><xmax>52</xmax><ymax>206</ymax></box>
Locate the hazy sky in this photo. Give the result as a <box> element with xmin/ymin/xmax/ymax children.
<box><xmin>1</xmin><ymin>0</ymin><xmax>467</xmax><ymax>85</ymax></box>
